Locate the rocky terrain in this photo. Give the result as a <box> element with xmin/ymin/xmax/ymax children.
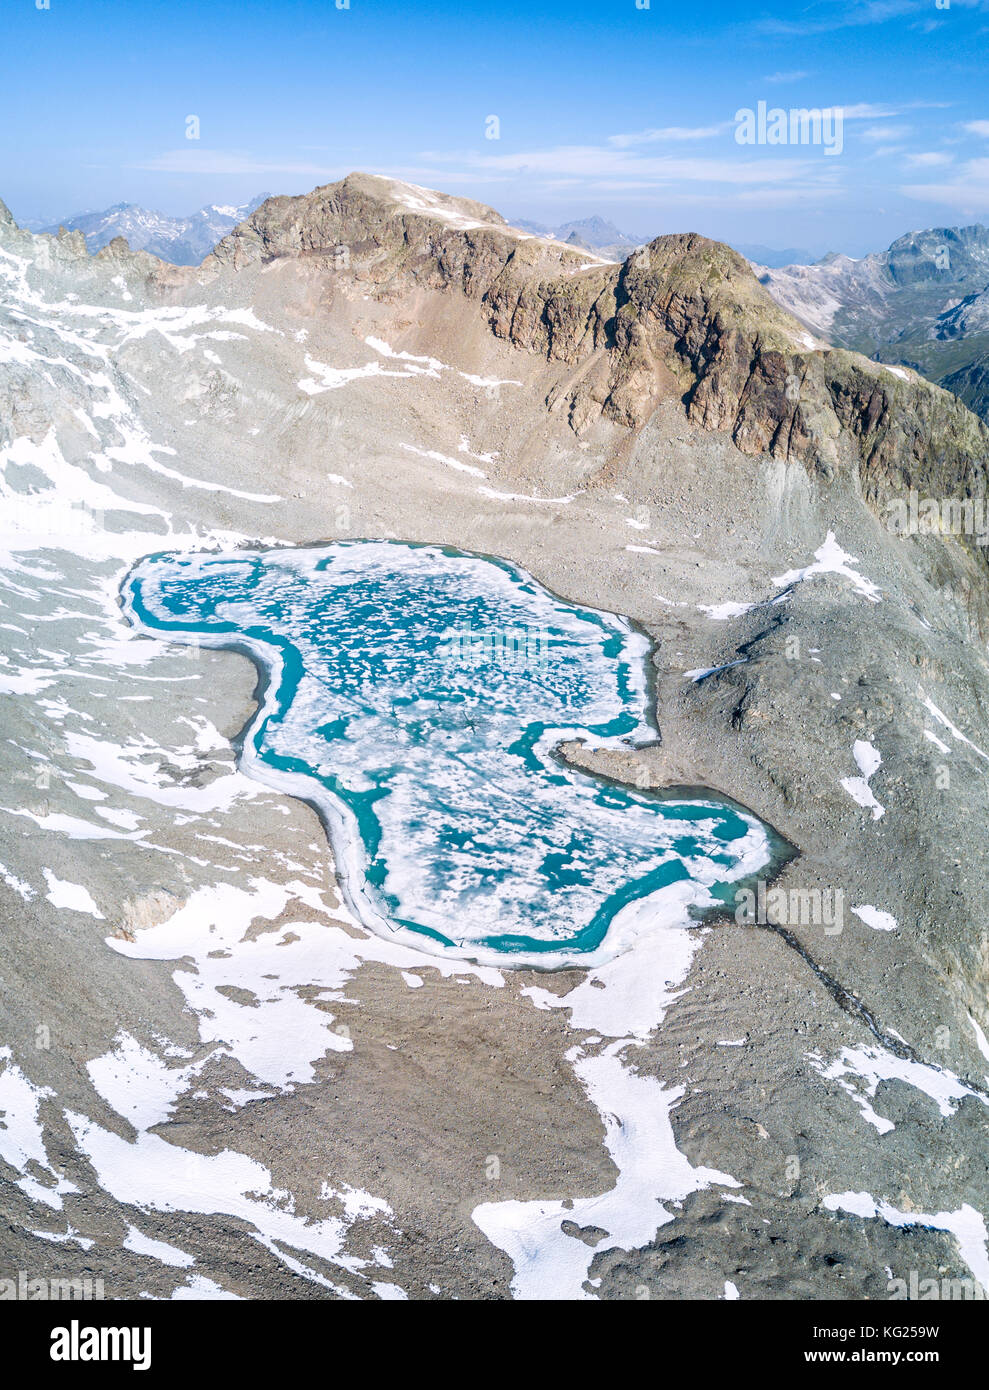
<box><xmin>1</xmin><ymin>174</ymin><xmax>988</xmax><ymax>1301</ymax></box>
<box><xmin>755</xmin><ymin>224</ymin><xmax>989</xmax><ymax>426</ymax></box>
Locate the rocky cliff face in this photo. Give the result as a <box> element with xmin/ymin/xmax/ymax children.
<box><xmin>13</xmin><ymin>173</ymin><xmax>989</xmax><ymax>581</ymax></box>
<box><xmin>212</xmin><ymin>175</ymin><xmax>989</xmax><ymax>567</ymax></box>
<box><xmin>944</xmin><ymin>354</ymin><xmax>989</xmax><ymax>423</ymax></box>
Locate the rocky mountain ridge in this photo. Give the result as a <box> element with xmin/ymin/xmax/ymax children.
<box><xmin>208</xmin><ymin>176</ymin><xmax>989</xmax><ymax>575</ymax></box>
<box><xmin>10</xmin><ymin>176</ymin><xmax>989</xmax><ymax>587</ymax></box>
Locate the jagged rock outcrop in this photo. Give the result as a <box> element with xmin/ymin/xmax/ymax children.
<box><xmin>210</xmin><ymin>175</ymin><xmax>989</xmax><ymax>567</ymax></box>
<box><xmin>9</xmin><ymin>171</ymin><xmax>985</xmax><ymax>571</ymax></box>
<box><xmin>9</xmin><ymin>171</ymin><xmax>989</xmax><ymax>557</ymax></box>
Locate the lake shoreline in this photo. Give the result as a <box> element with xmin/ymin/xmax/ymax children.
<box><xmin>120</xmin><ymin>537</ymin><xmax>794</xmax><ymax>971</ymax></box>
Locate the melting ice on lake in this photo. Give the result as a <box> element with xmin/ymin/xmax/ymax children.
<box><xmin>124</xmin><ymin>541</ymin><xmax>777</xmax><ymax>967</ymax></box>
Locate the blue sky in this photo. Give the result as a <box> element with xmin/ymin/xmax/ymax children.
<box><xmin>5</xmin><ymin>0</ymin><xmax>989</xmax><ymax>255</ymax></box>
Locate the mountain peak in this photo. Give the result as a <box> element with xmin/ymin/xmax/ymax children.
<box><xmin>207</xmin><ymin>172</ymin><xmax>611</xmax><ymax>272</ymax></box>
<box><xmin>556</xmin><ymin>215</ymin><xmax>638</xmax><ymax>246</ymax></box>
<box><xmin>36</xmin><ymin>195</ymin><xmax>270</xmax><ymax>265</ymax></box>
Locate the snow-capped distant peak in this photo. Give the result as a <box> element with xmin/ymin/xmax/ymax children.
<box><xmin>39</xmin><ymin>194</ymin><xmax>268</xmax><ymax>266</ymax></box>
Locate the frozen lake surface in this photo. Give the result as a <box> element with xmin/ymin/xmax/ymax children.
<box><xmin>125</xmin><ymin>541</ymin><xmax>775</xmax><ymax>966</ymax></box>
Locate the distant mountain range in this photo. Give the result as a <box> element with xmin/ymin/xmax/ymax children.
<box><xmin>510</xmin><ymin>215</ymin><xmax>645</xmax><ymax>261</ymax></box>
<box><xmin>755</xmin><ymin>224</ymin><xmax>989</xmax><ymax>423</ymax></box>
<box><xmin>510</xmin><ymin>217</ymin><xmax>818</xmax><ymax>267</ymax></box>
<box><xmin>732</xmin><ymin>242</ymin><xmax>819</xmax><ymax>268</ymax></box>
<box><xmin>37</xmin><ymin>196</ymin><xmax>271</xmax><ymax>265</ymax></box>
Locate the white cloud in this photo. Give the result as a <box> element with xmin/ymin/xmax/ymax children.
<box><xmin>376</xmin><ymin>164</ymin><xmax>845</xmax><ymax>211</ymax></box>
<box><xmin>132</xmin><ymin>149</ymin><xmax>344</xmax><ymax>177</ymax></box>
<box><xmin>608</xmin><ymin>125</ymin><xmax>729</xmax><ymax>149</ymax></box>
<box><xmin>838</xmin><ymin>103</ymin><xmax>902</xmax><ymax>120</ymax></box>
<box><xmin>758</xmin><ymin>1</ymin><xmax>926</xmax><ymax>38</ymax></box>
<box><xmin>728</xmin><ymin>186</ymin><xmax>846</xmax><ymax>207</ymax></box>
<box><xmin>418</xmin><ymin>143</ymin><xmax>831</xmax><ymax>188</ymax></box>
<box><xmin>963</xmin><ymin>120</ymin><xmax>989</xmax><ymax>137</ymax></box>
<box><xmin>902</xmin><ymin>157</ymin><xmax>989</xmax><ymax>210</ymax></box>
<box><xmin>905</xmin><ymin>151</ymin><xmax>954</xmax><ymax>167</ymax></box>
<box><xmin>763</xmin><ymin>70</ymin><xmax>812</xmax><ymax>84</ymax></box>
<box><xmin>861</xmin><ymin>124</ymin><xmax>911</xmax><ymax>142</ymax></box>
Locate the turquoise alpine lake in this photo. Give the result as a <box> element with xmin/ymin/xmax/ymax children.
<box><xmin>123</xmin><ymin>541</ymin><xmax>781</xmax><ymax>967</ymax></box>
